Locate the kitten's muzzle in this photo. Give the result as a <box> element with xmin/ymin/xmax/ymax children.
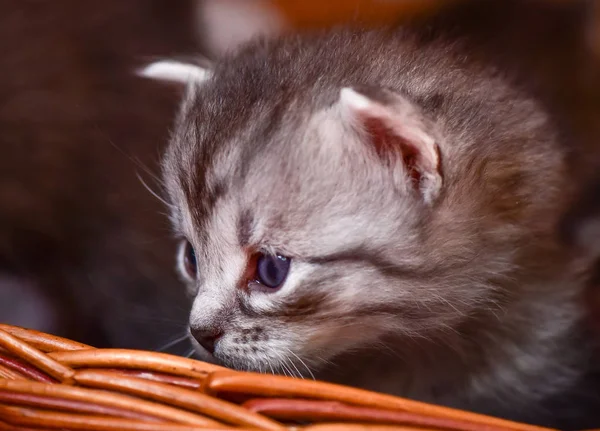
<box><xmin>191</xmin><ymin>327</ymin><xmax>223</xmax><ymax>354</ymax></box>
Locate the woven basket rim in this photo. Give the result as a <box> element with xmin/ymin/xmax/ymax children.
<box><xmin>0</xmin><ymin>324</ymin><xmax>568</xmax><ymax>431</ymax></box>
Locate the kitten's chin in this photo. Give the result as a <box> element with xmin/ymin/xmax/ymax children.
<box><xmin>214</xmin><ymin>349</ymin><xmax>325</xmax><ymax>378</ymax></box>
<box><xmin>189</xmin><ymin>340</ymin><xmax>265</xmax><ymax>371</ymax></box>
<box><xmin>214</xmin><ymin>353</ymin><xmax>273</xmax><ymax>373</ymax></box>
<box><xmin>197</xmin><ymin>347</ymin><xmax>276</xmax><ymax>372</ymax></box>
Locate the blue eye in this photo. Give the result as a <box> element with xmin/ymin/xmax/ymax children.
<box><xmin>182</xmin><ymin>240</ymin><xmax>197</xmax><ymax>280</ymax></box>
<box><xmin>256</xmin><ymin>254</ymin><xmax>290</xmax><ymax>289</ymax></box>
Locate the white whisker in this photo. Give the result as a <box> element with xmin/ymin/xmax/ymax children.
<box><xmin>288</xmin><ymin>349</ymin><xmax>315</xmax><ymax>380</ymax></box>
<box><xmin>136</xmin><ymin>171</ymin><xmax>176</xmax><ymax>210</ymax></box>
<box><xmin>155</xmin><ymin>333</ymin><xmax>190</xmax><ymax>352</ymax></box>
<box><xmin>280</xmin><ymin>361</ymin><xmax>292</xmax><ymax>377</ymax></box>
<box><xmin>285</xmin><ymin>354</ymin><xmax>304</xmax><ymax>379</ymax></box>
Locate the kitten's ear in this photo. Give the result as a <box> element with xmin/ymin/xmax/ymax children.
<box><xmin>136</xmin><ymin>60</ymin><xmax>210</xmax><ymax>85</ymax></box>
<box><xmin>339</xmin><ymin>87</ymin><xmax>442</xmax><ymax>203</ymax></box>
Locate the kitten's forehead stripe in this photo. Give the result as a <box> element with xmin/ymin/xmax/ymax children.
<box><xmin>178</xmin><ymin>141</ymin><xmax>229</xmax><ymax>233</ymax></box>
<box><xmin>237</xmin><ymin>209</ymin><xmax>254</xmax><ymax>247</ymax></box>
<box><xmin>309</xmin><ymin>248</ymin><xmax>419</xmax><ymax>279</ymax></box>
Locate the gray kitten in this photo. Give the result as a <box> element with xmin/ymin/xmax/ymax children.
<box><xmin>141</xmin><ymin>28</ymin><xmax>599</xmax><ymax>428</ymax></box>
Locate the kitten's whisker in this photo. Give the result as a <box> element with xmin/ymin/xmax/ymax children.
<box><xmin>136</xmin><ymin>171</ymin><xmax>176</xmax><ymax>210</ymax></box>
<box><xmin>155</xmin><ymin>333</ymin><xmax>190</xmax><ymax>352</ymax></box>
<box><xmin>133</xmin><ymin>154</ymin><xmax>168</xmax><ymax>189</ymax></box>
<box><xmin>315</xmin><ymin>355</ymin><xmax>335</xmax><ymax>368</ymax></box>
<box><xmin>285</xmin><ymin>354</ymin><xmax>304</xmax><ymax>379</ymax></box>
<box><xmin>185</xmin><ymin>347</ymin><xmax>196</xmax><ymax>358</ymax></box>
<box><xmin>288</xmin><ymin>349</ymin><xmax>315</xmax><ymax>380</ymax></box>
<box><xmin>97</xmin><ymin>127</ymin><xmax>167</xmax><ymax>189</ymax></box>
<box><xmin>280</xmin><ymin>361</ymin><xmax>292</xmax><ymax>378</ymax></box>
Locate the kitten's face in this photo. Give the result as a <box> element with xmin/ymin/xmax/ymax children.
<box><xmin>166</xmin><ymin>98</ymin><xmax>436</xmax><ymax>372</ymax></box>
<box><xmin>157</xmin><ymin>32</ymin><xmax>568</xmax><ymax>375</ymax></box>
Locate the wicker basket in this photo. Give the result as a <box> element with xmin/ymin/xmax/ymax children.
<box><xmin>0</xmin><ymin>324</ymin><xmax>573</xmax><ymax>431</ymax></box>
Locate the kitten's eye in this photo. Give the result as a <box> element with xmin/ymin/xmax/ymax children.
<box><xmin>181</xmin><ymin>240</ymin><xmax>197</xmax><ymax>280</ymax></box>
<box><xmin>255</xmin><ymin>254</ymin><xmax>290</xmax><ymax>289</ymax></box>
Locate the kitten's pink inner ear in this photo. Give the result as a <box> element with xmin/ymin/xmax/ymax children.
<box><xmin>339</xmin><ymin>87</ymin><xmax>442</xmax><ymax>202</ymax></box>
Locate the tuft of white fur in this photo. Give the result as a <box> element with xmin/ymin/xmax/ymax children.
<box><xmin>339</xmin><ymin>87</ymin><xmax>373</xmax><ymax>111</ymax></box>
<box><xmin>137</xmin><ymin>61</ymin><xmax>209</xmax><ymax>84</ymax></box>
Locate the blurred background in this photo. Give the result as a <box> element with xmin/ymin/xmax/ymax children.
<box><xmin>1</xmin><ymin>0</ymin><xmax>599</xmax><ymax>354</ymax></box>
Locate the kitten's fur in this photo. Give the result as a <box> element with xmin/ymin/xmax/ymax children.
<box><xmin>152</xmin><ymin>28</ymin><xmax>599</xmax><ymax>427</ymax></box>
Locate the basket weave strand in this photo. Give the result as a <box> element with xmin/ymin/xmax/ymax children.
<box><xmin>0</xmin><ymin>329</ymin><xmax>74</xmax><ymax>383</ymax></box>
<box><xmin>0</xmin><ymin>324</ymin><xmax>585</xmax><ymax>431</ymax></box>
<box><xmin>0</xmin><ymin>324</ymin><xmax>91</xmax><ymax>352</ymax></box>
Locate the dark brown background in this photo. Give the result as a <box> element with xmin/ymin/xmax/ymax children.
<box><xmin>0</xmin><ymin>0</ymin><xmax>199</xmax><ymax>351</ymax></box>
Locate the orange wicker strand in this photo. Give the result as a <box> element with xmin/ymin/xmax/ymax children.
<box><xmin>74</xmin><ymin>370</ymin><xmax>286</xmax><ymax>430</ymax></box>
<box><xmin>0</xmin><ymin>329</ymin><xmax>75</xmax><ymax>383</ymax></box>
<box><xmin>0</xmin><ymin>419</ymin><xmax>54</xmax><ymax>431</ymax></box>
<box><xmin>242</xmin><ymin>398</ymin><xmax>510</xmax><ymax>431</ymax></box>
<box><xmin>116</xmin><ymin>370</ymin><xmax>204</xmax><ymax>389</ymax></box>
<box><xmin>0</xmin><ymin>389</ymin><xmax>165</xmax><ymax>421</ymax></box>
<box><xmin>0</xmin><ymin>365</ymin><xmax>25</xmax><ymax>381</ymax></box>
<box><xmin>49</xmin><ymin>349</ymin><xmax>225</xmax><ymax>379</ymax></box>
<box><xmin>205</xmin><ymin>372</ymin><xmax>554</xmax><ymax>431</ymax></box>
<box><xmin>0</xmin><ymin>352</ymin><xmax>55</xmax><ymax>382</ymax></box>
<box><xmin>0</xmin><ymin>324</ymin><xmax>91</xmax><ymax>352</ymax></box>
<box><xmin>0</xmin><ymin>406</ymin><xmax>234</xmax><ymax>431</ymax></box>
<box><xmin>300</xmin><ymin>425</ymin><xmax>442</xmax><ymax>431</ymax></box>
<box><xmin>0</xmin><ymin>379</ymin><xmax>222</xmax><ymax>427</ymax></box>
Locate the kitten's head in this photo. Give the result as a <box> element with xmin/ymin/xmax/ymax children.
<box><xmin>142</xmin><ymin>31</ymin><xmax>570</xmax><ymax>374</ymax></box>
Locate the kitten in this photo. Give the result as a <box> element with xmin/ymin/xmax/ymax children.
<box><xmin>141</xmin><ymin>27</ymin><xmax>600</xmax><ymax>428</ymax></box>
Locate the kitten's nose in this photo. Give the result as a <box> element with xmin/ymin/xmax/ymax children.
<box><xmin>191</xmin><ymin>328</ymin><xmax>222</xmax><ymax>354</ymax></box>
